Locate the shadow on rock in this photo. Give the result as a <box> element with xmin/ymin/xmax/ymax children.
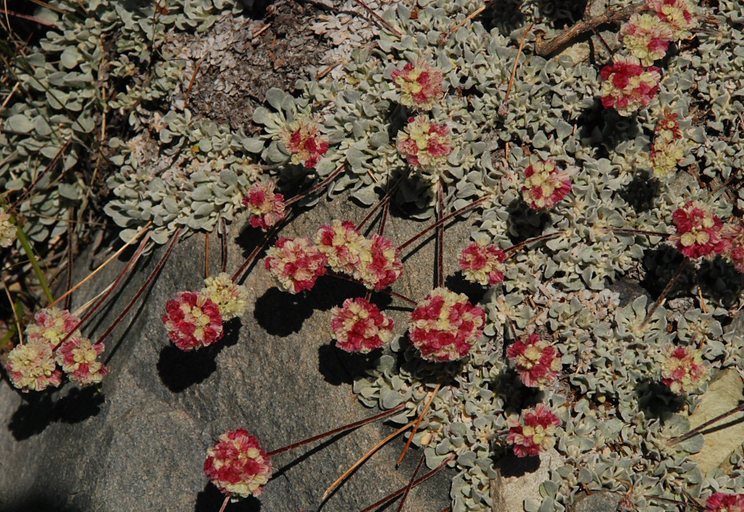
<box><xmin>495</xmin><ymin>451</ymin><xmax>542</xmax><ymax>477</ymax></box>
<box><xmin>636</xmin><ymin>379</ymin><xmax>685</xmax><ymax>420</ymax></box>
<box><xmin>0</xmin><ymin>495</ymin><xmax>84</xmax><ymax>512</ymax></box>
<box><xmin>157</xmin><ymin>319</ymin><xmax>242</xmax><ymax>392</ymax></box>
<box><xmin>318</xmin><ymin>344</ymin><xmax>380</xmax><ymax>386</ymax></box>
<box><xmin>195</xmin><ymin>483</ymin><xmax>261</xmax><ymax>512</ymax></box>
<box><xmin>9</xmin><ymin>387</ymin><xmax>104</xmax><ymax>441</ymax></box>
<box><xmin>254</xmin><ymin>276</ymin><xmax>365</xmax><ymax>337</ymax></box>
<box><xmin>445</xmin><ymin>272</ymin><xmax>487</xmax><ymax>304</ymax></box>
<box><xmin>507</xmin><ymin>198</ymin><xmax>551</xmax><ymax>242</ymax></box>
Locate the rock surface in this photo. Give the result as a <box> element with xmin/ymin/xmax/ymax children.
<box><xmin>0</xmin><ymin>196</ymin><xmax>475</xmax><ymax>512</ymax></box>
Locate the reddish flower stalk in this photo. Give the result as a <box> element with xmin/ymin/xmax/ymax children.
<box><xmin>266</xmin><ymin>403</ymin><xmax>406</xmax><ymax>457</ymax></box>
<box><xmin>357</xmin><ymin>175</ymin><xmax>404</xmax><ymax>230</ymax></box>
<box><xmin>358</xmin><ymin>457</ymin><xmax>453</xmax><ymax>512</ymax></box>
<box><xmin>396</xmin><ymin>453</ymin><xmax>426</xmax><ymax>512</ymax></box>
<box><xmin>612</xmin><ymin>227</ymin><xmax>671</xmax><ymax>237</ymax></box>
<box><xmin>327</xmin><ymin>272</ymin><xmax>417</xmax><ymax>305</ymax></box>
<box><xmin>54</xmin><ymin>232</ymin><xmax>153</xmax><ymax>351</ymax></box>
<box><xmin>95</xmin><ymin>229</ymin><xmax>182</xmax><ymax>345</ymax></box>
<box><xmin>504</xmin><ymin>231</ymin><xmax>564</xmax><ymax>256</ymax></box>
<box><xmin>284</xmin><ymin>165</ymin><xmax>346</xmax><ymax>208</ymax></box>
<box><xmin>397</xmin><ymin>384</ymin><xmax>441</xmax><ymax>466</ymax></box>
<box><xmin>641</xmin><ymin>259</ymin><xmax>687</xmax><ymax>328</ymax></box>
<box><xmin>669</xmin><ymin>402</ymin><xmax>744</xmax><ymax>445</ymax></box>
<box><xmin>397</xmin><ymin>195</ymin><xmax>492</xmax><ymax>252</ymax></box>
<box><xmin>436</xmin><ymin>186</ymin><xmax>445</xmax><ymax>288</ymax></box>
<box><xmin>230</xmin><ymin>223</ymin><xmax>283</xmax><ymax>284</ymax></box>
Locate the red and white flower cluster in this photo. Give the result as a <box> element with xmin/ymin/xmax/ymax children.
<box><xmin>670</xmin><ymin>201</ymin><xmax>727</xmax><ymax>260</ymax></box>
<box><xmin>409</xmin><ymin>288</ymin><xmax>486</xmax><ymax>362</ymax></box>
<box><xmin>397</xmin><ymin>116</ymin><xmax>453</xmax><ymax>171</ymax></box>
<box><xmin>330</xmin><ymin>298</ymin><xmax>394</xmax><ymax>354</ymax></box>
<box><xmin>265</xmin><ymin>237</ymin><xmax>328</xmax><ymax>294</ymax></box>
<box><xmin>705</xmin><ymin>493</ymin><xmax>744</xmax><ymax>512</ymax></box>
<box><xmin>458</xmin><ymin>241</ymin><xmax>507</xmax><ymax>286</ymax></box>
<box><xmin>392</xmin><ymin>60</ymin><xmax>445</xmax><ymax>111</ymax></box>
<box><xmin>723</xmin><ymin>221</ymin><xmax>744</xmax><ymax>274</ymax></box>
<box><xmin>661</xmin><ymin>345</ymin><xmax>708</xmax><ymax>394</ymax></box>
<box><xmin>651</xmin><ymin>112</ymin><xmax>686</xmax><ymax>177</ymax></box>
<box><xmin>3</xmin><ymin>308</ymin><xmax>107</xmax><ymax>392</ymax></box>
<box><xmin>522</xmin><ymin>159</ymin><xmax>572</xmax><ymax>210</ymax></box>
<box><xmin>621</xmin><ymin>13</ymin><xmax>674</xmax><ymax>65</ymax></box>
<box><xmin>163</xmin><ymin>291</ymin><xmax>224</xmax><ymax>351</ymax></box>
<box><xmin>647</xmin><ymin>0</ymin><xmax>696</xmax><ymax>39</ymax></box>
<box><xmin>281</xmin><ymin>118</ymin><xmax>329</xmax><ymax>169</ymax></box>
<box><xmin>314</xmin><ymin>221</ymin><xmax>403</xmax><ymax>291</ymax></box>
<box><xmin>243</xmin><ymin>180</ymin><xmax>286</xmax><ymax>230</ymax></box>
<box><xmin>204</xmin><ymin>428</ymin><xmax>272</xmax><ymax>498</ymax></box>
<box><xmin>507</xmin><ymin>404</ymin><xmax>561</xmax><ymax>458</ymax></box>
<box><xmin>599</xmin><ymin>58</ymin><xmax>662</xmax><ymax>116</ymax></box>
<box><xmin>506</xmin><ymin>334</ymin><xmax>562</xmax><ymax>389</ymax></box>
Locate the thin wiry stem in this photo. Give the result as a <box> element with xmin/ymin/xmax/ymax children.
<box><xmin>94</xmin><ymin>230</ymin><xmax>181</xmax><ymax>345</ymax></box>
<box><xmin>322</xmin><ymin>419</ymin><xmax>416</xmax><ymax>501</ymax></box>
<box><xmin>266</xmin><ymin>403</ymin><xmax>406</xmax><ymax>457</ymax></box>
<box><xmin>396</xmin><ymin>453</ymin><xmax>427</xmax><ymax>512</ymax></box>
<box><xmin>669</xmin><ymin>402</ymin><xmax>744</xmax><ymax>445</ymax></box>
<box><xmin>284</xmin><ymin>165</ymin><xmax>346</xmax><ymax>208</ymax></box>
<box><xmin>217</xmin><ymin>495</ymin><xmax>230</xmax><ymax>512</ymax></box>
<box><xmin>436</xmin><ymin>185</ymin><xmax>445</xmax><ymax>288</ymax></box>
<box><xmin>397</xmin><ymin>384</ymin><xmax>441</xmax><ymax>466</ymax></box>
<box><xmin>641</xmin><ymin>260</ymin><xmax>687</xmax><ymax>328</ymax></box>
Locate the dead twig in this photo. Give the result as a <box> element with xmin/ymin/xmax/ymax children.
<box><xmin>349</xmin><ymin>0</ymin><xmax>402</xmax><ymax>36</ymax></box>
<box><xmin>535</xmin><ymin>2</ymin><xmax>644</xmax><ymax>57</ymax></box>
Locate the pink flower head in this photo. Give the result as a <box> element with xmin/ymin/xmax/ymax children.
<box><xmin>599</xmin><ymin>58</ymin><xmax>662</xmax><ymax>115</ymax></box>
<box><xmin>458</xmin><ymin>241</ymin><xmax>507</xmax><ymax>286</ymax></box>
<box><xmin>4</xmin><ymin>340</ymin><xmax>62</xmax><ymax>392</ymax></box>
<box><xmin>396</xmin><ymin>116</ymin><xmax>452</xmax><ymax>171</ymax></box>
<box><xmin>661</xmin><ymin>345</ymin><xmax>708</xmax><ymax>394</ymax></box>
<box><xmin>204</xmin><ymin>429</ymin><xmax>272</xmax><ymax>498</ymax></box>
<box><xmin>282</xmin><ymin>118</ymin><xmax>329</xmax><ymax>169</ymax></box>
<box><xmin>391</xmin><ymin>60</ymin><xmax>445</xmax><ymax>111</ymax></box>
<box><xmin>507</xmin><ymin>404</ymin><xmax>561</xmax><ymax>458</ymax></box>
<box><xmin>25</xmin><ymin>307</ymin><xmax>81</xmax><ymax>348</ymax></box>
<box><xmin>163</xmin><ymin>291</ymin><xmax>224</xmax><ymax>351</ymax></box>
<box><xmin>651</xmin><ymin>112</ymin><xmax>686</xmax><ymax>177</ymax></box>
<box><xmin>670</xmin><ymin>201</ymin><xmax>727</xmax><ymax>259</ymax></box>
<box><xmin>722</xmin><ymin>221</ymin><xmax>744</xmax><ymax>274</ymax></box>
<box><xmin>243</xmin><ymin>181</ymin><xmax>286</xmax><ymax>230</ymax></box>
<box><xmin>522</xmin><ymin>159</ymin><xmax>572</xmax><ymax>210</ymax></box>
<box><xmin>315</xmin><ymin>220</ymin><xmax>367</xmax><ymax>275</ymax></box>
<box><xmin>265</xmin><ymin>237</ymin><xmax>327</xmax><ymax>294</ymax></box>
<box><xmin>409</xmin><ymin>287</ymin><xmax>486</xmax><ymax>362</ymax></box>
<box><xmin>56</xmin><ymin>335</ymin><xmax>108</xmax><ymax>386</ymax></box>
<box><xmin>506</xmin><ymin>334</ymin><xmax>562</xmax><ymax>389</ymax></box>
<box><xmin>621</xmin><ymin>13</ymin><xmax>674</xmax><ymax>65</ymax></box>
<box><xmin>705</xmin><ymin>493</ymin><xmax>744</xmax><ymax>512</ymax></box>
<box><xmin>331</xmin><ymin>298</ymin><xmax>395</xmax><ymax>353</ymax></box>
<box><xmin>356</xmin><ymin>234</ymin><xmax>403</xmax><ymax>291</ymax></box>
<box><xmin>647</xmin><ymin>0</ymin><xmax>696</xmax><ymax>38</ymax></box>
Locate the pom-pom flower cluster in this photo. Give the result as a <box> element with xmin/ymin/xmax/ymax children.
<box><xmin>651</xmin><ymin>112</ymin><xmax>686</xmax><ymax>177</ymax></box>
<box><xmin>621</xmin><ymin>13</ymin><xmax>674</xmax><ymax>65</ymax></box>
<box><xmin>670</xmin><ymin>201</ymin><xmax>727</xmax><ymax>259</ymax></box>
<box><xmin>163</xmin><ymin>291</ymin><xmax>224</xmax><ymax>350</ymax></box>
<box><xmin>3</xmin><ymin>308</ymin><xmax>107</xmax><ymax>392</ymax></box>
<box><xmin>391</xmin><ymin>60</ymin><xmax>445</xmax><ymax>111</ymax></box>
<box><xmin>281</xmin><ymin>118</ymin><xmax>329</xmax><ymax>169</ymax></box>
<box><xmin>409</xmin><ymin>288</ymin><xmax>485</xmax><ymax>362</ymax></box>
<box><xmin>330</xmin><ymin>298</ymin><xmax>394</xmax><ymax>354</ymax></box>
<box><xmin>243</xmin><ymin>180</ymin><xmax>286</xmax><ymax>230</ymax></box>
<box><xmin>705</xmin><ymin>493</ymin><xmax>744</xmax><ymax>512</ymax></box>
<box><xmin>507</xmin><ymin>404</ymin><xmax>562</xmax><ymax>458</ymax></box>
<box><xmin>599</xmin><ymin>58</ymin><xmax>661</xmax><ymax>116</ymax></box>
<box><xmin>204</xmin><ymin>429</ymin><xmax>272</xmax><ymax>498</ymax></box>
<box><xmin>506</xmin><ymin>334</ymin><xmax>562</xmax><ymax>389</ymax></box>
<box><xmin>265</xmin><ymin>237</ymin><xmax>328</xmax><ymax>294</ymax></box>
<box><xmin>661</xmin><ymin>345</ymin><xmax>708</xmax><ymax>395</ymax></box>
<box><xmin>267</xmin><ymin>221</ymin><xmax>402</xmax><ymax>294</ymax></box>
<box><xmin>202</xmin><ymin>273</ymin><xmax>250</xmax><ymax>320</ymax></box>
<box><xmin>397</xmin><ymin>116</ymin><xmax>452</xmax><ymax>172</ymax></box>
<box><xmin>723</xmin><ymin>221</ymin><xmax>744</xmax><ymax>274</ymax></box>
<box><xmin>458</xmin><ymin>241</ymin><xmax>507</xmax><ymax>286</ymax></box>
<box><xmin>522</xmin><ymin>159</ymin><xmax>572</xmax><ymax>210</ymax></box>
<box><xmin>647</xmin><ymin>0</ymin><xmax>696</xmax><ymax>38</ymax></box>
